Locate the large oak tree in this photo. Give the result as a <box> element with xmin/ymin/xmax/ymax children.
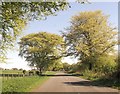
<box><xmin>63</xmin><ymin>10</ymin><xmax>117</xmax><ymax>70</ymax></box>
<box><xmin>19</xmin><ymin>32</ymin><xmax>65</xmax><ymax>74</ymax></box>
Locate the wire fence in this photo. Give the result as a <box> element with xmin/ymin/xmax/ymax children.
<box><xmin>0</xmin><ymin>73</ymin><xmax>35</xmax><ymax>79</ymax></box>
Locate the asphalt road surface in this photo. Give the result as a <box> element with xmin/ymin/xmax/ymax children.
<box><xmin>32</xmin><ymin>72</ymin><xmax>119</xmax><ymax>92</ymax></box>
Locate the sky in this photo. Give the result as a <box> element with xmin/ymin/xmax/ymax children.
<box><xmin>0</xmin><ymin>1</ymin><xmax>118</xmax><ymax>70</ymax></box>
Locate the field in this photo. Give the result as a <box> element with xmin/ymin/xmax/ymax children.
<box><xmin>1</xmin><ymin>70</ymin><xmax>56</xmax><ymax>92</ymax></box>
<box><xmin>2</xmin><ymin>76</ymin><xmax>49</xmax><ymax>92</ymax></box>
<box><xmin>1</xmin><ymin>70</ymin><xmax>23</xmax><ymax>74</ymax></box>
<box><xmin>1</xmin><ymin>70</ymin><xmax>56</xmax><ymax>74</ymax></box>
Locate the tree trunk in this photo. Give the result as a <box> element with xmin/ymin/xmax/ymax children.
<box><xmin>117</xmin><ymin>55</ymin><xmax>120</xmax><ymax>82</ymax></box>
<box><xmin>117</xmin><ymin>68</ymin><xmax>120</xmax><ymax>83</ymax></box>
<box><xmin>52</xmin><ymin>67</ymin><xmax>55</xmax><ymax>71</ymax></box>
<box><xmin>89</xmin><ymin>63</ymin><xmax>92</xmax><ymax>70</ymax></box>
<box><xmin>39</xmin><ymin>68</ymin><xmax>42</xmax><ymax>75</ymax></box>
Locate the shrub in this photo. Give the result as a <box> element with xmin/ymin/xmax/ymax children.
<box><xmin>83</xmin><ymin>70</ymin><xmax>99</xmax><ymax>80</ymax></box>
<box><xmin>35</xmin><ymin>71</ymin><xmax>40</xmax><ymax>75</ymax></box>
<box><xmin>23</xmin><ymin>70</ymin><xmax>26</xmax><ymax>74</ymax></box>
<box><xmin>94</xmin><ymin>55</ymin><xmax>117</xmax><ymax>75</ymax></box>
<box><xmin>29</xmin><ymin>71</ymin><xmax>34</xmax><ymax>76</ymax></box>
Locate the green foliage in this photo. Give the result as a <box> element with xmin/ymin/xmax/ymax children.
<box><xmin>93</xmin><ymin>55</ymin><xmax>117</xmax><ymax>75</ymax></box>
<box><xmin>79</xmin><ymin>54</ymin><xmax>117</xmax><ymax>79</ymax></box>
<box><xmin>81</xmin><ymin>54</ymin><xmax>117</xmax><ymax>73</ymax></box>
<box><xmin>63</xmin><ymin>10</ymin><xmax>117</xmax><ymax>77</ymax></box>
<box><xmin>63</xmin><ymin>63</ymin><xmax>71</xmax><ymax>71</ymax></box>
<box><xmin>48</xmin><ymin>60</ymin><xmax>63</xmax><ymax>71</ymax></box>
<box><xmin>19</xmin><ymin>32</ymin><xmax>65</xmax><ymax>73</ymax></box>
<box><xmin>81</xmin><ymin>70</ymin><xmax>120</xmax><ymax>90</ymax></box>
<box><xmin>63</xmin><ymin>10</ymin><xmax>117</xmax><ymax>59</ymax></box>
<box><xmin>69</xmin><ymin>63</ymin><xmax>80</xmax><ymax>73</ymax></box>
<box><xmin>22</xmin><ymin>70</ymin><xmax>26</xmax><ymax>74</ymax></box>
<box><xmin>116</xmin><ymin>52</ymin><xmax>120</xmax><ymax>70</ymax></box>
<box><xmin>82</xmin><ymin>70</ymin><xmax>99</xmax><ymax>80</ymax></box>
<box><xmin>35</xmin><ymin>71</ymin><xmax>40</xmax><ymax>75</ymax></box>
<box><xmin>0</xmin><ymin>1</ymin><xmax>69</xmax><ymax>62</ymax></box>
<box><xmin>62</xmin><ymin>10</ymin><xmax>118</xmax><ymax>89</ymax></box>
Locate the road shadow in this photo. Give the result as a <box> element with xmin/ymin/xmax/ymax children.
<box><xmin>64</xmin><ymin>79</ymin><xmax>119</xmax><ymax>88</ymax></box>
<box><xmin>41</xmin><ymin>74</ymin><xmax>83</xmax><ymax>76</ymax></box>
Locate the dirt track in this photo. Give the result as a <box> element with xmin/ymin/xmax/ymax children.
<box><xmin>32</xmin><ymin>72</ymin><xmax>119</xmax><ymax>92</ymax></box>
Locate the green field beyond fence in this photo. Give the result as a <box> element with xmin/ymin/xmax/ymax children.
<box><xmin>1</xmin><ymin>70</ymin><xmax>30</xmax><ymax>78</ymax></box>
<box><xmin>2</xmin><ymin>70</ymin><xmax>23</xmax><ymax>74</ymax></box>
<box><xmin>2</xmin><ymin>76</ymin><xmax>49</xmax><ymax>92</ymax></box>
<box><xmin>1</xmin><ymin>71</ymin><xmax>56</xmax><ymax>92</ymax></box>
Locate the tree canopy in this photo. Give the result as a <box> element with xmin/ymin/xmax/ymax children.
<box><xmin>63</xmin><ymin>10</ymin><xmax>117</xmax><ymax>70</ymax></box>
<box><xmin>0</xmin><ymin>1</ymin><xmax>69</xmax><ymax>62</ymax></box>
<box><xmin>19</xmin><ymin>32</ymin><xmax>65</xmax><ymax>73</ymax></box>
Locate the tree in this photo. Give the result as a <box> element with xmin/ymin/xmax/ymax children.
<box><xmin>0</xmin><ymin>1</ymin><xmax>69</xmax><ymax>62</ymax></box>
<box><xmin>49</xmin><ymin>59</ymin><xmax>63</xmax><ymax>71</ymax></box>
<box><xmin>70</xmin><ymin>62</ymin><xmax>82</xmax><ymax>73</ymax></box>
<box><xmin>63</xmin><ymin>63</ymin><xmax>71</xmax><ymax>71</ymax></box>
<box><xmin>115</xmin><ymin>52</ymin><xmax>120</xmax><ymax>80</ymax></box>
<box><xmin>19</xmin><ymin>32</ymin><xmax>65</xmax><ymax>74</ymax></box>
<box><xmin>63</xmin><ymin>10</ymin><xmax>117</xmax><ymax>70</ymax></box>
<box><xmin>0</xmin><ymin>1</ymin><xmax>90</xmax><ymax>62</ymax></box>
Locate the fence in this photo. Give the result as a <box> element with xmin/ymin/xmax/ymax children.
<box><xmin>0</xmin><ymin>74</ymin><xmax>24</xmax><ymax>77</ymax></box>
<box><xmin>0</xmin><ymin>73</ymin><xmax>35</xmax><ymax>79</ymax></box>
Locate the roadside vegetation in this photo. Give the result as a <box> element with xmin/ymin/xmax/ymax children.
<box><xmin>1</xmin><ymin>70</ymin><xmax>23</xmax><ymax>74</ymax></box>
<box><xmin>0</xmin><ymin>2</ymin><xmax>69</xmax><ymax>63</ymax></box>
<box><xmin>2</xmin><ymin>76</ymin><xmax>49</xmax><ymax>92</ymax></box>
<box><xmin>0</xmin><ymin>1</ymin><xmax>119</xmax><ymax>92</ymax></box>
<box><xmin>2</xmin><ymin>71</ymin><xmax>56</xmax><ymax>92</ymax></box>
<box><xmin>19</xmin><ymin>32</ymin><xmax>65</xmax><ymax>75</ymax></box>
<box><xmin>62</xmin><ymin>10</ymin><xmax>119</xmax><ymax>89</ymax></box>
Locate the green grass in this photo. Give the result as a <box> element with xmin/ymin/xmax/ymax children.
<box><xmin>2</xmin><ymin>71</ymin><xmax>57</xmax><ymax>92</ymax></box>
<box><xmin>1</xmin><ymin>70</ymin><xmax>23</xmax><ymax>74</ymax></box>
<box><xmin>2</xmin><ymin>76</ymin><xmax>49</xmax><ymax>92</ymax></box>
<box><xmin>80</xmin><ymin>71</ymin><xmax>120</xmax><ymax>90</ymax></box>
<box><xmin>44</xmin><ymin>71</ymin><xmax>56</xmax><ymax>75</ymax></box>
<box><xmin>81</xmin><ymin>76</ymin><xmax>120</xmax><ymax>90</ymax></box>
<box><xmin>94</xmin><ymin>78</ymin><xmax>120</xmax><ymax>90</ymax></box>
<box><xmin>1</xmin><ymin>70</ymin><xmax>56</xmax><ymax>74</ymax></box>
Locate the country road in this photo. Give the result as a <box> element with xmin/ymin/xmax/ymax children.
<box><xmin>32</xmin><ymin>72</ymin><xmax>119</xmax><ymax>92</ymax></box>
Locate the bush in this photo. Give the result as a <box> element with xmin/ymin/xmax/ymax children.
<box><xmin>94</xmin><ymin>55</ymin><xmax>117</xmax><ymax>75</ymax></box>
<box><xmin>83</xmin><ymin>70</ymin><xmax>99</xmax><ymax>80</ymax></box>
<box><xmin>35</xmin><ymin>71</ymin><xmax>40</xmax><ymax>75</ymax></box>
<box><xmin>23</xmin><ymin>70</ymin><xmax>26</xmax><ymax>74</ymax></box>
<box><xmin>29</xmin><ymin>71</ymin><xmax>34</xmax><ymax>76</ymax></box>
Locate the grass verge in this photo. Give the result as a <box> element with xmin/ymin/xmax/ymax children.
<box><xmin>2</xmin><ymin>71</ymin><xmax>57</xmax><ymax>92</ymax></box>
<box><xmin>80</xmin><ymin>72</ymin><xmax>120</xmax><ymax>90</ymax></box>
<box><xmin>2</xmin><ymin>76</ymin><xmax>49</xmax><ymax>92</ymax></box>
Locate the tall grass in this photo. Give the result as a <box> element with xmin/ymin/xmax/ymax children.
<box><xmin>2</xmin><ymin>71</ymin><xmax>56</xmax><ymax>92</ymax></box>
<box><xmin>2</xmin><ymin>76</ymin><xmax>49</xmax><ymax>92</ymax></box>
